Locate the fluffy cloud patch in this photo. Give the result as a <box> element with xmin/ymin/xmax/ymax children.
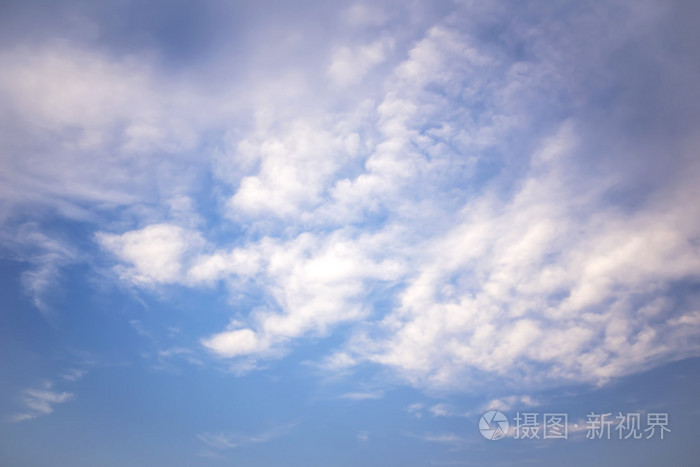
<box><xmin>50</xmin><ymin>1</ymin><xmax>700</xmax><ymax>392</ymax></box>
<box><xmin>97</xmin><ymin>224</ymin><xmax>204</xmax><ymax>285</ymax></box>
<box><xmin>347</xmin><ymin>124</ymin><xmax>700</xmax><ymax>389</ymax></box>
<box><xmin>227</xmin><ymin>121</ymin><xmax>362</xmax><ymax>218</ymax></box>
<box><xmin>200</xmin><ymin>231</ymin><xmax>405</xmax><ymax>358</ymax></box>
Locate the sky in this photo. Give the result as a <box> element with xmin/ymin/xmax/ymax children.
<box><xmin>1</xmin><ymin>0</ymin><xmax>700</xmax><ymax>465</ymax></box>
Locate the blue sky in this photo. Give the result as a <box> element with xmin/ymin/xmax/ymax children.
<box><xmin>1</xmin><ymin>0</ymin><xmax>700</xmax><ymax>465</ymax></box>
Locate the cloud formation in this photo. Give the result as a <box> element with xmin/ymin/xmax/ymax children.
<box><xmin>97</xmin><ymin>224</ymin><xmax>204</xmax><ymax>285</ymax></box>
<box><xmin>2</xmin><ymin>0</ymin><xmax>699</xmax><ymax>395</ymax></box>
<box><xmin>12</xmin><ymin>383</ymin><xmax>74</xmax><ymax>422</ymax></box>
<box><xmin>197</xmin><ymin>422</ymin><xmax>297</xmax><ymax>452</ymax></box>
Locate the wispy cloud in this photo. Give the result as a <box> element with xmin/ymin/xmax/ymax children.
<box><xmin>12</xmin><ymin>382</ymin><xmax>74</xmax><ymax>422</ymax></box>
<box><xmin>420</xmin><ymin>433</ymin><xmax>464</xmax><ymax>445</ymax></box>
<box><xmin>60</xmin><ymin>369</ymin><xmax>86</xmax><ymax>383</ymax></box>
<box><xmin>197</xmin><ymin>422</ymin><xmax>298</xmax><ymax>451</ymax></box>
<box><xmin>128</xmin><ymin>319</ymin><xmax>152</xmax><ymax>339</ymax></box>
<box><xmin>406</xmin><ymin>403</ymin><xmax>425</xmax><ymax>418</ymax></box>
<box><xmin>476</xmin><ymin>396</ymin><xmax>540</xmax><ymax>415</ymax></box>
<box><xmin>0</xmin><ymin>225</ymin><xmax>79</xmax><ymax>315</ymax></box>
<box><xmin>327</xmin><ymin>37</ymin><xmax>394</xmax><ymax>87</ymax></box>
<box><xmin>340</xmin><ymin>390</ymin><xmax>385</xmax><ymax>401</ymax></box>
<box><xmin>429</xmin><ymin>403</ymin><xmax>452</xmax><ymax>417</ymax></box>
<box><xmin>410</xmin><ymin>431</ymin><xmax>477</xmax><ymax>451</ymax></box>
<box><xmin>154</xmin><ymin>346</ymin><xmax>204</xmax><ymax>369</ymax></box>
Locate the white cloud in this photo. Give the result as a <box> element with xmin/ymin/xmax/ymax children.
<box><xmin>346</xmin><ymin>122</ymin><xmax>700</xmax><ymax>390</ymax></box>
<box><xmin>315</xmin><ymin>351</ymin><xmax>358</xmax><ymax>371</ymax></box>
<box><xmin>97</xmin><ymin>224</ymin><xmax>204</xmax><ymax>285</ymax></box>
<box><xmin>154</xmin><ymin>347</ymin><xmax>204</xmax><ymax>369</ymax></box>
<box><xmin>129</xmin><ymin>319</ymin><xmax>153</xmax><ymax>339</ymax></box>
<box><xmin>13</xmin><ymin>383</ymin><xmax>74</xmax><ymax>422</ymax></box>
<box><xmin>0</xmin><ymin>225</ymin><xmax>79</xmax><ymax>314</ymax></box>
<box><xmin>429</xmin><ymin>403</ymin><xmax>452</xmax><ymax>417</ymax></box>
<box><xmin>197</xmin><ymin>423</ymin><xmax>297</xmax><ymax>451</ymax></box>
<box><xmin>200</xmin><ymin>230</ymin><xmax>405</xmax><ymax>358</ymax></box>
<box><xmin>478</xmin><ymin>396</ymin><xmax>539</xmax><ymax>414</ymax></box>
<box><xmin>342</xmin><ymin>3</ymin><xmax>388</xmax><ymax>28</ymax></box>
<box><xmin>187</xmin><ymin>246</ymin><xmax>263</xmax><ymax>284</ymax></box>
<box><xmin>60</xmin><ymin>369</ymin><xmax>86</xmax><ymax>383</ymax></box>
<box><xmin>340</xmin><ymin>391</ymin><xmax>385</xmax><ymax>400</ymax></box>
<box><xmin>9</xmin><ymin>0</ymin><xmax>698</xmax><ymax>398</ymax></box>
<box><xmin>419</xmin><ymin>433</ymin><xmax>464</xmax><ymax>445</ymax></box>
<box><xmin>226</xmin><ymin>119</ymin><xmax>363</xmax><ymax>219</ymax></box>
<box><xmin>0</xmin><ymin>42</ymin><xmax>218</xmax><ymax>223</ymax></box>
<box><xmin>93</xmin><ymin>5</ymin><xmax>700</xmax><ymax>394</ymax></box>
<box><xmin>203</xmin><ymin>328</ymin><xmax>270</xmax><ymax>358</ymax></box>
<box><xmin>406</xmin><ymin>402</ymin><xmax>425</xmax><ymax>418</ymax></box>
<box><xmin>0</xmin><ymin>38</ymin><xmax>244</xmax><ymax>305</ymax></box>
<box><xmin>327</xmin><ymin>38</ymin><xmax>394</xmax><ymax>87</ymax></box>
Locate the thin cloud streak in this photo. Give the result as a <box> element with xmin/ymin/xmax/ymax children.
<box><xmin>12</xmin><ymin>383</ymin><xmax>74</xmax><ymax>422</ymax></box>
